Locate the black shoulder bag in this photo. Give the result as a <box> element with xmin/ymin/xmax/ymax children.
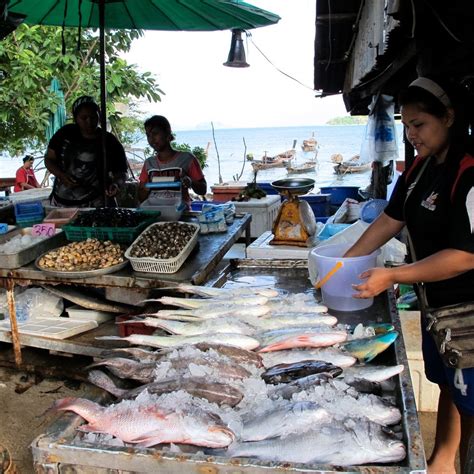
<box><xmin>404</xmin><ymin>157</ymin><xmax>474</xmax><ymax>369</ymax></box>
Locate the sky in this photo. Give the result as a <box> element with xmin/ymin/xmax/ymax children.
<box><xmin>123</xmin><ymin>0</ymin><xmax>348</xmax><ymax>131</ymax></box>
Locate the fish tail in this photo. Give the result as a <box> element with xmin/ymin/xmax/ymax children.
<box><xmin>87</xmin><ymin>370</ymin><xmax>126</xmax><ymax>398</ymax></box>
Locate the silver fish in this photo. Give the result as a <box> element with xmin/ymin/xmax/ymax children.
<box><xmin>86</xmin><ymin>358</ymin><xmax>156</xmax><ymax>383</ymax></box>
<box><xmin>99</xmin><ymin>347</ymin><xmax>162</xmax><ymax>363</ymax></box>
<box><xmin>158</xmin><ymin>295</ymin><xmax>269</xmax><ymax>309</ymax></box>
<box><xmin>143</xmin><ymin>305</ymin><xmax>271</xmax><ymax>321</ymax></box>
<box><xmin>165</xmin><ymin>283</ymin><xmax>280</xmax><ymax>299</ymax></box>
<box><xmin>254</xmin><ymin>313</ymin><xmax>337</xmax><ymax>330</ymax></box>
<box><xmin>97</xmin><ymin>333</ymin><xmax>260</xmax><ymax>351</ymax></box>
<box><xmin>88</xmin><ymin>371</ymin><xmax>243</xmax><ymax>407</ymax></box>
<box><xmin>342</xmin><ymin>364</ymin><xmax>404</xmax><ymax>383</ymax></box>
<box><xmin>226</xmin><ymin>418</ymin><xmax>406</xmax><ymax>466</ymax></box>
<box><xmin>193</xmin><ymin>343</ymin><xmax>263</xmax><ymax>367</ymax></box>
<box><xmin>50</xmin><ymin>395</ymin><xmax>234</xmax><ymax>448</ymax></box>
<box><xmin>240</xmin><ymin>401</ymin><xmax>331</xmax><ymax>441</ymax></box>
<box><xmin>261</xmin><ymin>348</ymin><xmax>356</xmax><ymax>369</ymax></box>
<box><xmin>129</xmin><ymin>317</ymin><xmax>254</xmax><ymax>336</ymax></box>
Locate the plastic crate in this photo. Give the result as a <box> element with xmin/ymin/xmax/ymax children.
<box><xmin>16</xmin><ymin>216</ymin><xmax>44</xmax><ymax>228</ymax></box>
<box><xmin>62</xmin><ymin>211</ymin><xmax>160</xmax><ymax>243</ymax></box>
<box><xmin>14</xmin><ymin>201</ymin><xmax>44</xmax><ymax>218</ymax></box>
<box><xmin>125</xmin><ymin>222</ymin><xmax>200</xmax><ymax>273</ymax></box>
<box><xmin>319</xmin><ymin>186</ymin><xmax>360</xmax><ymax>205</ymax></box>
<box><xmin>43</xmin><ymin>208</ymin><xmax>79</xmax><ymax>227</ymax></box>
<box><xmin>299</xmin><ymin>193</ymin><xmax>331</xmax><ymax>217</ymax></box>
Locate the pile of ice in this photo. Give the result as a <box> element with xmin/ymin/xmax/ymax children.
<box><xmin>0</xmin><ymin>233</ymin><xmax>47</xmax><ymax>254</ymax></box>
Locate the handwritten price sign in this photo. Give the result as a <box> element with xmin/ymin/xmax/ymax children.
<box><xmin>32</xmin><ymin>223</ymin><xmax>56</xmax><ymax>237</ymax></box>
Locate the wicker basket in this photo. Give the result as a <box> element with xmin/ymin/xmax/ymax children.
<box><xmin>125</xmin><ymin>222</ymin><xmax>200</xmax><ymax>274</ymax></box>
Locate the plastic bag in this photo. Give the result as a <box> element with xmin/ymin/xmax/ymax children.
<box><xmin>202</xmin><ymin>202</ymin><xmax>236</xmax><ymax>224</ymax></box>
<box><xmin>0</xmin><ymin>287</ymin><xmax>63</xmax><ymax>322</ymax></box>
<box><xmin>198</xmin><ymin>208</ymin><xmax>227</xmax><ymax>234</ymax></box>
<box><xmin>360</xmin><ymin>94</ymin><xmax>399</xmax><ymax>164</ymax></box>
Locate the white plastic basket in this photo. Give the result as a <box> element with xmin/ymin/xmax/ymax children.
<box><xmin>124</xmin><ymin>222</ymin><xmax>200</xmax><ymax>274</ymax></box>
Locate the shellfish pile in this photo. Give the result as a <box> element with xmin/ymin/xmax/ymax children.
<box><xmin>129</xmin><ymin>222</ymin><xmax>197</xmax><ymax>260</ymax></box>
<box><xmin>38</xmin><ymin>239</ymin><xmax>125</xmax><ymax>272</ymax></box>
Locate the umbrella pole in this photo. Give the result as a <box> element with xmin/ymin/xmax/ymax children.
<box><xmin>99</xmin><ymin>0</ymin><xmax>109</xmax><ymax>207</ymax></box>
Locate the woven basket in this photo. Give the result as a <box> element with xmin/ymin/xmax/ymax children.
<box><xmin>125</xmin><ymin>222</ymin><xmax>200</xmax><ymax>274</ymax></box>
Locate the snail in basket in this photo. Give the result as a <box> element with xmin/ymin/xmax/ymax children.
<box><xmin>38</xmin><ymin>239</ymin><xmax>125</xmax><ymax>271</ymax></box>
<box><xmin>130</xmin><ymin>222</ymin><xmax>196</xmax><ymax>259</ymax></box>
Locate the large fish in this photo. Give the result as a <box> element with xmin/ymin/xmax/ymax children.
<box><xmin>88</xmin><ymin>371</ymin><xmax>243</xmax><ymax>407</ymax></box>
<box><xmin>342</xmin><ymin>364</ymin><xmax>404</xmax><ymax>383</ymax></box>
<box><xmin>225</xmin><ymin>418</ymin><xmax>406</xmax><ymax>466</ymax></box>
<box><xmin>125</xmin><ymin>317</ymin><xmax>254</xmax><ymax>336</ymax></box>
<box><xmin>262</xmin><ymin>360</ymin><xmax>343</xmax><ymax>384</ymax></box>
<box><xmin>97</xmin><ymin>333</ymin><xmax>260</xmax><ymax>351</ymax></box>
<box><xmin>254</xmin><ymin>314</ymin><xmax>337</xmax><ymax>330</ymax></box>
<box><xmin>193</xmin><ymin>343</ymin><xmax>263</xmax><ymax>368</ymax></box>
<box><xmin>100</xmin><ymin>347</ymin><xmax>163</xmax><ymax>363</ymax></box>
<box><xmin>261</xmin><ymin>348</ymin><xmax>356</xmax><ymax>369</ymax></box>
<box><xmin>269</xmin><ymin>373</ymin><xmax>334</xmax><ymax>400</ymax></box>
<box><xmin>258</xmin><ymin>330</ymin><xmax>347</xmax><ymax>353</ymax></box>
<box><xmin>50</xmin><ymin>395</ymin><xmax>235</xmax><ymax>448</ymax></box>
<box><xmin>158</xmin><ymin>283</ymin><xmax>279</xmax><ymax>299</ymax></box>
<box><xmin>140</xmin><ymin>305</ymin><xmax>271</xmax><ymax>321</ymax></box>
<box><xmin>240</xmin><ymin>401</ymin><xmax>331</xmax><ymax>442</ymax></box>
<box><xmin>86</xmin><ymin>358</ymin><xmax>157</xmax><ymax>383</ymax></box>
<box><xmin>157</xmin><ymin>295</ymin><xmax>269</xmax><ymax>309</ymax></box>
<box><xmin>339</xmin><ymin>331</ymin><xmax>399</xmax><ymax>363</ymax></box>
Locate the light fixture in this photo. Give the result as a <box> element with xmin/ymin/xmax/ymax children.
<box><xmin>223</xmin><ymin>29</ymin><xmax>250</xmax><ymax>68</ymax></box>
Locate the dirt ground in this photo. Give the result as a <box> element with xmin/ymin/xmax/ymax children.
<box><xmin>0</xmin><ymin>364</ymin><xmax>442</xmax><ymax>474</ymax></box>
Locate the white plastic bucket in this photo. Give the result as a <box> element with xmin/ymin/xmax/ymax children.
<box><xmin>308</xmin><ymin>243</ymin><xmax>380</xmax><ymax>311</ymax></box>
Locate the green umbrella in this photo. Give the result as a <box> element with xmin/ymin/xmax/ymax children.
<box><xmin>7</xmin><ymin>0</ymin><xmax>280</xmax><ymax>204</ymax></box>
<box><xmin>45</xmin><ymin>78</ymin><xmax>66</xmax><ymax>142</ymax></box>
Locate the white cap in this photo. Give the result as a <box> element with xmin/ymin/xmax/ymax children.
<box><xmin>409</xmin><ymin>77</ymin><xmax>452</xmax><ymax>108</ymax></box>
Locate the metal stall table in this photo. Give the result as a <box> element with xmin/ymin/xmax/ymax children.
<box><xmin>0</xmin><ymin>214</ymin><xmax>251</xmax><ymax>363</ymax></box>
<box><xmin>32</xmin><ymin>258</ymin><xmax>426</xmax><ymax>473</ymax></box>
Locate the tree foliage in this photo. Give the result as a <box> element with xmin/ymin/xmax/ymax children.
<box><xmin>0</xmin><ymin>24</ymin><xmax>163</xmax><ymax>156</ymax></box>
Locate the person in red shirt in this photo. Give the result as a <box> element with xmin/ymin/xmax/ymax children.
<box><xmin>14</xmin><ymin>155</ymin><xmax>40</xmax><ymax>192</ymax></box>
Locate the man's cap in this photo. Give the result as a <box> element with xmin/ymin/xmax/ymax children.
<box><xmin>72</xmin><ymin>95</ymin><xmax>100</xmax><ymax>116</ymax></box>
<box><xmin>22</xmin><ymin>155</ymin><xmax>34</xmax><ymax>163</ymax></box>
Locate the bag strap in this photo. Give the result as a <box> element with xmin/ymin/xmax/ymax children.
<box><xmin>403</xmin><ymin>156</ymin><xmax>432</xmax><ymax>309</ymax></box>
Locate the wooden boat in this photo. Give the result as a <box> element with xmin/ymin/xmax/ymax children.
<box><xmin>286</xmin><ymin>160</ymin><xmax>317</xmax><ymax>174</ymax></box>
<box><xmin>334</xmin><ymin>161</ymin><xmax>372</xmax><ymax>174</ymax></box>
<box><xmin>301</xmin><ymin>133</ymin><xmax>317</xmax><ymax>152</ymax></box>
<box><xmin>251</xmin><ymin>140</ymin><xmax>297</xmax><ymax>171</ymax></box>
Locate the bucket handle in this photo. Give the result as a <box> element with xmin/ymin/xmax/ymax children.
<box><xmin>314</xmin><ymin>261</ymin><xmax>344</xmax><ymax>290</ymax></box>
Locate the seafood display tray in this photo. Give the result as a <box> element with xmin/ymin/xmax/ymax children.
<box><xmin>0</xmin><ymin>229</ymin><xmax>66</xmax><ymax>269</ymax></box>
<box><xmin>32</xmin><ymin>260</ymin><xmax>426</xmax><ymax>473</ymax></box>
<box><xmin>125</xmin><ymin>222</ymin><xmax>200</xmax><ymax>274</ymax></box>
<box><xmin>34</xmin><ymin>255</ymin><xmax>129</xmax><ymax>279</ymax></box>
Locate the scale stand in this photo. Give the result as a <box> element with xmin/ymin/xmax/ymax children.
<box><xmin>269</xmin><ymin>178</ymin><xmax>318</xmax><ymax>247</ymax></box>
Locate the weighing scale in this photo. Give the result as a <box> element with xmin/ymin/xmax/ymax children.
<box><xmin>269</xmin><ymin>178</ymin><xmax>317</xmax><ymax>247</ymax></box>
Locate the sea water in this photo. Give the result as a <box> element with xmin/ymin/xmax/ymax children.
<box><xmin>0</xmin><ymin>124</ymin><xmax>405</xmax><ymax>192</ymax></box>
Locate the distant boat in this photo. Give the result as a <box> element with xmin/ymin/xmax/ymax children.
<box><xmin>251</xmin><ymin>140</ymin><xmax>297</xmax><ymax>171</ymax></box>
<box><xmin>286</xmin><ymin>148</ymin><xmax>318</xmax><ymax>174</ymax></box>
<box><xmin>301</xmin><ymin>133</ymin><xmax>317</xmax><ymax>152</ymax></box>
<box><xmin>332</xmin><ymin>154</ymin><xmax>371</xmax><ymax>175</ymax></box>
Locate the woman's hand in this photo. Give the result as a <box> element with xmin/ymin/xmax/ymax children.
<box><xmin>181</xmin><ymin>175</ymin><xmax>192</xmax><ymax>188</ymax></box>
<box><xmin>351</xmin><ymin>267</ymin><xmax>396</xmax><ymax>299</ymax></box>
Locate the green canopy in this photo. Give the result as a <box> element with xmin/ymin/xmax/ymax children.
<box><xmin>8</xmin><ymin>0</ymin><xmax>280</xmax><ymax>31</ymax></box>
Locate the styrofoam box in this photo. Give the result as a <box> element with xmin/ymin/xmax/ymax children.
<box><xmin>233</xmin><ymin>195</ymin><xmax>281</xmax><ymax>238</ymax></box>
<box><xmin>66</xmin><ymin>305</ymin><xmax>114</xmax><ymax>323</ymax></box>
<box><xmin>400</xmin><ymin>310</ymin><xmax>440</xmax><ymax>412</ymax></box>
<box><xmin>246</xmin><ymin>231</ymin><xmax>311</xmax><ymax>259</ymax></box>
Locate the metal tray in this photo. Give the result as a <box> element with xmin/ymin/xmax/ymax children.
<box><xmin>35</xmin><ymin>253</ymin><xmax>129</xmax><ymax>279</ymax></box>
<box><xmin>0</xmin><ymin>229</ymin><xmax>67</xmax><ymax>269</ymax></box>
<box><xmin>32</xmin><ymin>260</ymin><xmax>426</xmax><ymax>473</ymax></box>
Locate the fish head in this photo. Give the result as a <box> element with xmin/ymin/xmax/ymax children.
<box><xmin>185</xmin><ymin>411</ymin><xmax>235</xmax><ymax>448</ymax></box>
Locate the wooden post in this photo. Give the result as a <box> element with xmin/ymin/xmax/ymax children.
<box><xmin>6</xmin><ymin>278</ymin><xmax>22</xmax><ymax>366</ymax></box>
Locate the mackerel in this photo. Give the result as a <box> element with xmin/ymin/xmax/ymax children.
<box><xmin>261</xmin><ymin>348</ymin><xmax>356</xmax><ymax>369</ymax></box>
<box><xmin>157</xmin><ymin>295</ymin><xmax>269</xmax><ymax>309</ymax></box>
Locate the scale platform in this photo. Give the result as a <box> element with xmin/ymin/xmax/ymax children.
<box><xmin>246</xmin><ymin>231</ymin><xmax>312</xmax><ymax>259</ymax></box>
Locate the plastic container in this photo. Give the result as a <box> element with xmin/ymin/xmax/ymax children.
<box><xmin>360</xmin><ymin>199</ymin><xmax>388</xmax><ymax>223</ymax></box>
<box><xmin>308</xmin><ymin>243</ymin><xmax>380</xmax><ymax>311</ymax></box>
<box><xmin>233</xmin><ymin>195</ymin><xmax>281</xmax><ymax>238</ymax></box>
<box><xmin>125</xmin><ymin>222</ymin><xmax>200</xmax><ymax>274</ymax></box>
<box><xmin>14</xmin><ymin>201</ymin><xmax>44</xmax><ymax>218</ymax></box>
<box><xmin>319</xmin><ymin>186</ymin><xmax>360</xmax><ymax>205</ymax></box>
<box><xmin>211</xmin><ymin>183</ymin><xmax>247</xmax><ymax>202</ymax></box>
<box><xmin>299</xmin><ymin>193</ymin><xmax>330</xmax><ymax>217</ymax></box>
<box><xmin>43</xmin><ymin>208</ymin><xmax>79</xmax><ymax>227</ymax></box>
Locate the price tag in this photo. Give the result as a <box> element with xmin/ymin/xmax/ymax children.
<box><xmin>32</xmin><ymin>223</ymin><xmax>56</xmax><ymax>237</ymax></box>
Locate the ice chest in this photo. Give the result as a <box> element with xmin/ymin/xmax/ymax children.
<box><xmin>233</xmin><ymin>195</ymin><xmax>281</xmax><ymax>238</ymax></box>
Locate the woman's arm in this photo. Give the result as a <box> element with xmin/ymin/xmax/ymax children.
<box><xmin>353</xmin><ymin>249</ymin><xmax>474</xmax><ymax>299</ymax></box>
<box><xmin>137</xmin><ymin>182</ymin><xmax>150</xmax><ymax>203</ymax></box>
<box><xmin>182</xmin><ymin>176</ymin><xmax>207</xmax><ymax>196</ymax></box>
<box><xmin>344</xmin><ymin>213</ymin><xmax>405</xmax><ymax>257</ymax></box>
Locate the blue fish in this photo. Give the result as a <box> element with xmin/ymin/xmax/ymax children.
<box><xmin>340</xmin><ymin>331</ymin><xmax>399</xmax><ymax>363</ymax></box>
